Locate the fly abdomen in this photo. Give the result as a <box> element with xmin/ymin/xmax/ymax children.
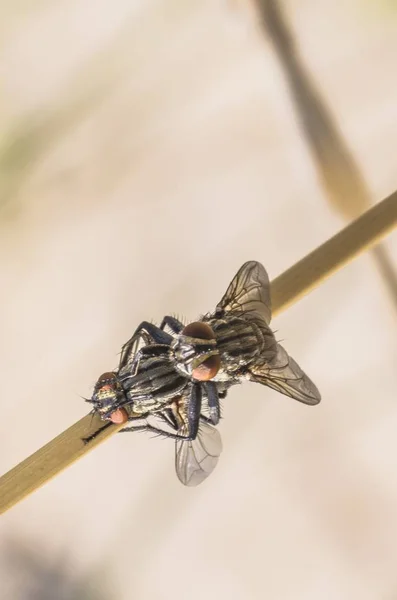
<box><xmin>208</xmin><ymin>315</ymin><xmax>275</xmax><ymax>370</ymax></box>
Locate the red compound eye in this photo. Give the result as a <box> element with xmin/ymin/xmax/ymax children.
<box><xmin>97</xmin><ymin>371</ymin><xmax>117</xmax><ymax>384</ymax></box>
<box><xmin>182</xmin><ymin>322</ymin><xmax>220</xmax><ymax>381</ymax></box>
<box><xmin>192</xmin><ymin>355</ymin><xmax>221</xmax><ymax>381</ymax></box>
<box><xmin>99</xmin><ymin>384</ymin><xmax>113</xmax><ymax>393</ymax></box>
<box><xmin>182</xmin><ymin>322</ymin><xmax>215</xmax><ymax>340</ymax></box>
<box><xmin>109</xmin><ymin>407</ymin><xmax>129</xmax><ymax>424</ymax></box>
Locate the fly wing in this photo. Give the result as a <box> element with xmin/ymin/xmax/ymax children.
<box><xmin>248</xmin><ymin>343</ymin><xmax>321</xmax><ymax>405</ymax></box>
<box><xmin>119</xmin><ymin>333</ymin><xmax>146</xmax><ymax>372</ymax></box>
<box><xmin>175</xmin><ymin>420</ymin><xmax>222</xmax><ymax>486</ymax></box>
<box><xmin>215</xmin><ymin>261</ymin><xmax>271</xmax><ymax>325</ymax></box>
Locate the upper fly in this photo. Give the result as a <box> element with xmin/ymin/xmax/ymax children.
<box><xmin>86</xmin><ymin>260</ymin><xmax>321</xmax><ymax>486</ymax></box>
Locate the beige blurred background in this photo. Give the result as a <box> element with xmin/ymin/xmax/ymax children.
<box><xmin>2</xmin><ymin>1</ymin><xmax>397</xmax><ymax>598</ymax></box>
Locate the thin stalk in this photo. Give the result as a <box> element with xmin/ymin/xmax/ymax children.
<box><xmin>0</xmin><ymin>190</ymin><xmax>397</xmax><ymax>514</ymax></box>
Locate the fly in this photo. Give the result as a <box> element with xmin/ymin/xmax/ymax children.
<box><xmin>87</xmin><ymin>260</ymin><xmax>320</xmax><ymax>486</ymax></box>
<box><xmin>87</xmin><ymin>371</ymin><xmax>222</xmax><ymax>486</ymax></box>
<box><xmin>121</xmin><ymin>260</ymin><xmax>321</xmax><ymax>410</ymax></box>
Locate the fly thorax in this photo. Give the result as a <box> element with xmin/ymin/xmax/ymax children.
<box><xmin>171</xmin><ymin>336</ymin><xmax>218</xmax><ymax>376</ymax></box>
<box><xmin>171</xmin><ymin>321</ymin><xmax>221</xmax><ymax>382</ymax></box>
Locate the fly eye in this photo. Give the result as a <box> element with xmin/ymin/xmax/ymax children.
<box><xmin>109</xmin><ymin>406</ymin><xmax>129</xmax><ymax>424</ymax></box>
<box><xmin>97</xmin><ymin>371</ymin><xmax>116</xmax><ymax>385</ymax></box>
<box><xmin>182</xmin><ymin>321</ymin><xmax>215</xmax><ymax>340</ymax></box>
<box><xmin>192</xmin><ymin>354</ymin><xmax>221</xmax><ymax>381</ymax></box>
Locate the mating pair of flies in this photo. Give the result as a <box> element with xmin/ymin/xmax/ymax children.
<box><xmin>87</xmin><ymin>261</ymin><xmax>321</xmax><ymax>486</ymax></box>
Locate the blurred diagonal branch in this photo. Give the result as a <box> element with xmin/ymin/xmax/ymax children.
<box><xmin>1</xmin><ymin>538</ymin><xmax>108</xmax><ymax>600</ymax></box>
<box><xmin>0</xmin><ymin>80</ymin><xmax>109</xmax><ymax>214</ymax></box>
<box><xmin>255</xmin><ymin>0</ymin><xmax>397</xmax><ymax>306</ymax></box>
<box><xmin>1</xmin><ymin>191</ymin><xmax>397</xmax><ymax>515</ymax></box>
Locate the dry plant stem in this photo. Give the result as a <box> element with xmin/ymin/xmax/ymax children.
<box><xmin>255</xmin><ymin>0</ymin><xmax>397</xmax><ymax>308</ymax></box>
<box><xmin>271</xmin><ymin>193</ymin><xmax>397</xmax><ymax>312</ymax></box>
<box><xmin>0</xmin><ymin>414</ymin><xmax>127</xmax><ymax>516</ymax></box>
<box><xmin>1</xmin><ymin>192</ymin><xmax>397</xmax><ymax>515</ymax></box>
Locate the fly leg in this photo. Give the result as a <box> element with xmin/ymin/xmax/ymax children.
<box><xmin>131</xmin><ymin>321</ymin><xmax>174</xmax><ymax>344</ymax></box>
<box><xmin>196</xmin><ymin>415</ymin><xmax>216</xmax><ymax>425</ymax></box>
<box><xmin>119</xmin><ymin>321</ymin><xmax>173</xmax><ymax>370</ymax></box>
<box><xmin>185</xmin><ymin>382</ymin><xmax>202</xmax><ymax>441</ymax></box>
<box><xmin>81</xmin><ymin>415</ymin><xmax>180</xmax><ymax>442</ymax></box>
<box><xmin>117</xmin><ymin>407</ymin><xmax>184</xmax><ymax>440</ymax></box>
<box><xmin>158</xmin><ymin>409</ymin><xmax>217</xmax><ymax>432</ymax></box>
<box><xmin>119</xmin><ymin>385</ymin><xmax>202</xmax><ymax>441</ymax></box>
<box><xmin>81</xmin><ymin>412</ymin><xmax>150</xmax><ymax>444</ymax></box>
<box><xmin>203</xmin><ymin>381</ymin><xmax>221</xmax><ymax>425</ymax></box>
<box><xmin>159</xmin><ymin>316</ymin><xmax>184</xmax><ymax>335</ymax></box>
<box><xmin>119</xmin><ymin>424</ymin><xmax>194</xmax><ymax>441</ymax></box>
<box><xmin>156</xmin><ymin>407</ymin><xmax>180</xmax><ymax>430</ymax></box>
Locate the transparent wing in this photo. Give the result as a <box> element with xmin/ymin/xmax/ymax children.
<box><xmin>119</xmin><ymin>334</ymin><xmax>146</xmax><ymax>372</ymax></box>
<box><xmin>248</xmin><ymin>343</ymin><xmax>321</xmax><ymax>405</ymax></box>
<box><xmin>175</xmin><ymin>420</ymin><xmax>222</xmax><ymax>486</ymax></box>
<box><xmin>216</xmin><ymin>261</ymin><xmax>271</xmax><ymax>325</ymax></box>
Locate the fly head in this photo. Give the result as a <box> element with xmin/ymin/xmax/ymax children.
<box><xmin>89</xmin><ymin>372</ymin><xmax>127</xmax><ymax>420</ymax></box>
<box><xmin>171</xmin><ymin>321</ymin><xmax>221</xmax><ymax>382</ymax></box>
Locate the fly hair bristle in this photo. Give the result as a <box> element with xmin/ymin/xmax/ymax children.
<box><xmin>171</xmin><ymin>312</ymin><xmax>186</xmax><ymax>324</ymax></box>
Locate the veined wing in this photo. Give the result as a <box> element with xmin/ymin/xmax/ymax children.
<box><xmin>175</xmin><ymin>420</ymin><xmax>222</xmax><ymax>486</ymax></box>
<box><xmin>249</xmin><ymin>343</ymin><xmax>321</xmax><ymax>405</ymax></box>
<box><xmin>119</xmin><ymin>333</ymin><xmax>147</xmax><ymax>372</ymax></box>
<box><xmin>215</xmin><ymin>261</ymin><xmax>271</xmax><ymax>325</ymax></box>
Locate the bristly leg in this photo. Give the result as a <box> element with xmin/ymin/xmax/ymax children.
<box><xmin>159</xmin><ymin>315</ymin><xmax>184</xmax><ymax>335</ymax></box>
<box><xmin>185</xmin><ymin>382</ymin><xmax>202</xmax><ymax>441</ymax></box>
<box><xmin>203</xmin><ymin>381</ymin><xmax>221</xmax><ymax>425</ymax></box>
<box><xmin>119</xmin><ymin>423</ymin><xmax>195</xmax><ymax>441</ymax></box>
<box><xmin>119</xmin><ymin>385</ymin><xmax>202</xmax><ymax>442</ymax></box>
<box><xmin>119</xmin><ymin>321</ymin><xmax>173</xmax><ymax>370</ymax></box>
<box><xmin>119</xmin><ymin>342</ymin><xmax>171</xmax><ymax>380</ymax></box>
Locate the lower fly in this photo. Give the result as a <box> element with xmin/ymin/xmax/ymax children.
<box><xmin>86</xmin><ymin>360</ymin><xmax>224</xmax><ymax>485</ymax></box>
